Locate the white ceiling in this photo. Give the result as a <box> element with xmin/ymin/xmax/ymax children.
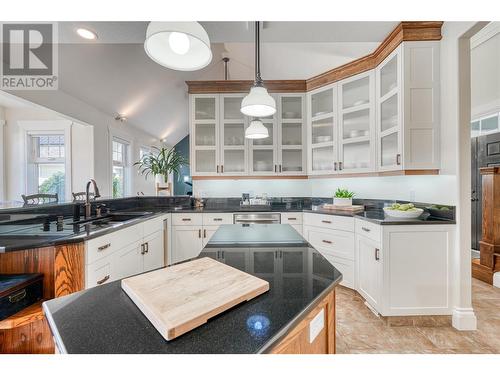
<box><xmin>51</xmin><ymin>22</ymin><xmax>398</xmax><ymax>144</ymax></box>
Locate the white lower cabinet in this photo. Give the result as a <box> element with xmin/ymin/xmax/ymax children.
<box><xmin>202</xmin><ymin>225</ymin><xmax>219</xmax><ymax>247</ymax></box>
<box><xmin>356</xmin><ymin>234</ymin><xmax>382</xmax><ymax>310</ymax></box>
<box><xmin>84</xmin><ymin>215</ymin><xmax>167</xmax><ymax>289</ymax></box>
<box><xmin>172</xmin><ymin>226</ymin><xmax>203</xmax><ymax>264</ymax></box>
<box><xmin>355</xmin><ymin>218</ymin><xmax>455</xmax><ymax>316</ymax></box>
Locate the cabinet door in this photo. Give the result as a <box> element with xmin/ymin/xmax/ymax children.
<box><xmin>202</xmin><ymin>225</ymin><xmax>220</xmax><ymax>247</ymax></box>
<box><xmin>191</xmin><ymin>94</ymin><xmax>220</xmax><ymax>175</ymax></box>
<box><xmin>220</xmin><ymin>95</ymin><xmax>248</xmax><ymax>175</ymax></box>
<box><xmin>338</xmin><ymin>71</ymin><xmax>376</xmax><ymax>173</ymax></box>
<box><xmin>143</xmin><ymin>231</ymin><xmax>165</xmax><ymax>273</ymax></box>
<box><xmin>113</xmin><ymin>241</ymin><xmax>143</xmax><ymax>280</ymax></box>
<box><xmin>278</xmin><ymin>94</ymin><xmax>306</xmax><ymax>175</ymax></box>
<box><xmin>172</xmin><ymin>226</ymin><xmax>203</xmax><ymax>264</ymax></box>
<box><xmin>248</xmin><ymin>116</ymin><xmax>278</xmax><ymax>175</ymax></box>
<box><xmin>376</xmin><ymin>46</ymin><xmax>403</xmax><ymax>171</ymax></box>
<box><xmin>356</xmin><ymin>235</ymin><xmax>382</xmax><ymax>311</ymax></box>
<box><xmin>219</xmin><ymin>248</ymin><xmax>249</xmax><ymax>271</ymax></box>
<box><xmin>307</xmin><ymin>85</ymin><xmax>338</xmax><ymax>175</ymax></box>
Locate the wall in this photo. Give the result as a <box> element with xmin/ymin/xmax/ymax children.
<box><xmin>471</xmin><ymin>23</ymin><xmax>500</xmax><ymax>119</ymax></box>
<box><xmin>7</xmin><ymin>89</ymin><xmax>160</xmax><ymax>197</ymax></box>
<box><xmin>193</xmin><ymin>175</ymin><xmax>456</xmax><ymax>204</ymax></box>
<box><xmin>2</xmin><ymin>106</ymin><xmax>93</xmax><ymax>201</ymax></box>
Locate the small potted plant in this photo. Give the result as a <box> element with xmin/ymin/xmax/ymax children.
<box><xmin>334</xmin><ymin>188</ymin><xmax>355</xmax><ymax>206</ymax></box>
<box><xmin>134</xmin><ymin>146</ymin><xmax>189</xmax><ymax>195</ymax></box>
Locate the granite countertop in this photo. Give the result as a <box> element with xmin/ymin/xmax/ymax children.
<box><xmin>43</xmin><ymin>224</ymin><xmax>342</xmax><ymax>354</ymax></box>
<box><xmin>0</xmin><ymin>198</ymin><xmax>456</xmax><ymax>252</ymax></box>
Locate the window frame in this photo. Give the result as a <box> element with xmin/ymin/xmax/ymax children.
<box><xmin>111</xmin><ymin>136</ymin><xmax>131</xmax><ymax>198</ymax></box>
<box><xmin>471</xmin><ymin>112</ymin><xmax>500</xmax><ymax>137</ymax></box>
<box><xmin>19</xmin><ymin>121</ymin><xmax>72</xmax><ymax>201</ymax></box>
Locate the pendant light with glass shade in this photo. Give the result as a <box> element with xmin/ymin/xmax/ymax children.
<box><xmin>243</xmin><ymin>22</ymin><xmax>275</xmax><ymax>139</ymax></box>
<box><xmin>144</xmin><ymin>22</ymin><xmax>212</xmax><ymax>71</ymax></box>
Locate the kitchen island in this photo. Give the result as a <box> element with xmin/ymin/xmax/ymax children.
<box><xmin>42</xmin><ymin>224</ymin><xmax>342</xmax><ymax>354</ymax></box>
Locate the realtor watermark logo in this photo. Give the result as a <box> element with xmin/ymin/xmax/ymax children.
<box><xmin>0</xmin><ymin>22</ymin><xmax>58</xmax><ymax>90</ymax></box>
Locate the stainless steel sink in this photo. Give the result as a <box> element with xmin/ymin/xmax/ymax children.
<box><xmin>69</xmin><ymin>212</ymin><xmax>151</xmax><ymax>226</ymax></box>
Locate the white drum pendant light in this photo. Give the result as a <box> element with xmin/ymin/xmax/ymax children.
<box><xmin>241</xmin><ymin>21</ymin><xmax>276</xmax><ymax>118</ymax></box>
<box><xmin>144</xmin><ymin>22</ymin><xmax>212</xmax><ymax>71</ymax></box>
<box><xmin>245</xmin><ymin>119</ymin><xmax>269</xmax><ymax>139</ymax></box>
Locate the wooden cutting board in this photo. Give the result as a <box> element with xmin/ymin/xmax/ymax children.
<box><xmin>321</xmin><ymin>204</ymin><xmax>364</xmax><ymax>212</ymax></box>
<box><xmin>121</xmin><ymin>257</ymin><xmax>269</xmax><ymax>341</ymax></box>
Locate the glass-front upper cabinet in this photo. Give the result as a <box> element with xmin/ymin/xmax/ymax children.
<box><xmin>376</xmin><ymin>46</ymin><xmax>402</xmax><ymax>171</ymax></box>
<box><xmin>249</xmin><ymin>98</ymin><xmax>278</xmax><ymax>175</ymax></box>
<box><xmin>337</xmin><ymin>71</ymin><xmax>375</xmax><ymax>173</ymax></box>
<box><xmin>219</xmin><ymin>95</ymin><xmax>248</xmax><ymax>175</ymax></box>
<box><xmin>191</xmin><ymin>95</ymin><xmax>219</xmax><ymax>175</ymax></box>
<box><xmin>278</xmin><ymin>94</ymin><xmax>306</xmax><ymax>174</ymax></box>
<box><xmin>307</xmin><ymin>84</ymin><xmax>337</xmax><ymax>175</ymax></box>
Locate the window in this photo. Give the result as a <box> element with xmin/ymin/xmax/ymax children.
<box><xmin>471</xmin><ymin>113</ymin><xmax>500</xmax><ymax>137</ymax></box>
<box><xmin>112</xmin><ymin>138</ymin><xmax>129</xmax><ymax>198</ymax></box>
<box><xmin>27</xmin><ymin>134</ymin><xmax>66</xmax><ymax>197</ymax></box>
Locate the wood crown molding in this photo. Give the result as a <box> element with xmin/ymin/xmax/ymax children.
<box><xmin>186</xmin><ymin>21</ymin><xmax>443</xmax><ymax>94</ymax></box>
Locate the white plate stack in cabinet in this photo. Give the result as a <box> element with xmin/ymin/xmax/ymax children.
<box><xmin>376</xmin><ymin>42</ymin><xmax>440</xmax><ymax>172</ymax></box>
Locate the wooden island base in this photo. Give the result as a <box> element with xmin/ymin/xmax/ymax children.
<box><xmin>269</xmin><ymin>289</ymin><xmax>335</xmax><ymax>354</ymax></box>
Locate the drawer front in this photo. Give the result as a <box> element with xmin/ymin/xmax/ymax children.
<box><xmin>86</xmin><ymin>257</ymin><xmax>113</xmax><ymax>289</ymax></box>
<box><xmin>322</xmin><ymin>254</ymin><xmax>355</xmax><ymax>289</ymax></box>
<box><xmin>355</xmin><ymin>218</ymin><xmax>381</xmax><ymax>242</ymax></box>
<box><xmin>202</xmin><ymin>213</ymin><xmax>233</xmax><ymax>225</ymax></box>
<box><xmin>85</xmin><ymin>223</ymin><xmax>143</xmax><ymax>265</ymax></box>
<box><xmin>143</xmin><ymin>215</ymin><xmax>166</xmax><ymax>237</ymax></box>
<box><xmin>304</xmin><ymin>213</ymin><xmax>354</xmax><ymax>232</ymax></box>
<box><xmin>307</xmin><ymin>227</ymin><xmax>355</xmax><ymax>260</ymax></box>
<box><xmin>281</xmin><ymin>212</ymin><xmax>303</xmax><ymax>225</ymax></box>
<box><xmin>172</xmin><ymin>213</ymin><xmax>203</xmax><ymax>226</ymax></box>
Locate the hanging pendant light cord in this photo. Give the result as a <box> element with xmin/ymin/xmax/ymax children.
<box><xmin>254</xmin><ymin>21</ymin><xmax>263</xmax><ymax>87</ymax></box>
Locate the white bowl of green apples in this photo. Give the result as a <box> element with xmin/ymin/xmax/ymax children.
<box><xmin>383</xmin><ymin>203</ymin><xmax>423</xmax><ymax>218</ymax></box>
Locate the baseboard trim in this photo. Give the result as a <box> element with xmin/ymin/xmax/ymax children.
<box><xmin>494</xmin><ymin>272</ymin><xmax>500</xmax><ymax>288</ymax></box>
<box><xmin>452</xmin><ymin>308</ymin><xmax>477</xmax><ymax>330</ymax></box>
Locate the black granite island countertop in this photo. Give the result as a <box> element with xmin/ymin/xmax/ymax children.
<box><xmin>42</xmin><ymin>224</ymin><xmax>342</xmax><ymax>354</ymax></box>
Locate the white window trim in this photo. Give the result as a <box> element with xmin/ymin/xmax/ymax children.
<box><xmin>109</xmin><ymin>131</ymin><xmax>132</xmax><ymax>198</ymax></box>
<box><xmin>471</xmin><ymin>112</ymin><xmax>500</xmax><ymax>137</ymax></box>
<box><xmin>18</xmin><ymin>120</ymin><xmax>72</xmax><ymax>201</ymax></box>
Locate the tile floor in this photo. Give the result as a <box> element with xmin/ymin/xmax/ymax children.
<box><xmin>335</xmin><ymin>278</ymin><xmax>500</xmax><ymax>353</ymax></box>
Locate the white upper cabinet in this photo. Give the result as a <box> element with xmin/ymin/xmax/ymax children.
<box><xmin>278</xmin><ymin>94</ymin><xmax>307</xmax><ymax>175</ymax></box>
<box><xmin>248</xmin><ymin>110</ymin><xmax>278</xmax><ymax>175</ymax></box>
<box><xmin>219</xmin><ymin>94</ymin><xmax>248</xmax><ymax>175</ymax></box>
<box><xmin>337</xmin><ymin>71</ymin><xmax>376</xmax><ymax>173</ymax></box>
<box><xmin>307</xmin><ymin>84</ymin><xmax>338</xmax><ymax>175</ymax></box>
<box><xmin>190</xmin><ymin>94</ymin><xmax>219</xmax><ymax>176</ymax></box>
<box><xmin>376</xmin><ymin>42</ymin><xmax>440</xmax><ymax>172</ymax></box>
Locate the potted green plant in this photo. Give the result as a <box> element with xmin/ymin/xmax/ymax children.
<box><xmin>134</xmin><ymin>146</ymin><xmax>189</xmax><ymax>194</ymax></box>
<box><xmin>334</xmin><ymin>188</ymin><xmax>355</xmax><ymax>206</ymax></box>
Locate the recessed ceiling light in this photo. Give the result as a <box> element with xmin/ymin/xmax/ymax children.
<box><xmin>76</xmin><ymin>28</ymin><xmax>98</xmax><ymax>40</ymax></box>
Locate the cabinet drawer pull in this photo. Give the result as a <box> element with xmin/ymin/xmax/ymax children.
<box><xmin>321</xmin><ymin>220</ymin><xmax>332</xmax><ymax>224</ymax></box>
<box><xmin>203</xmin><ymin>229</ymin><xmax>207</xmax><ymax>238</ymax></box>
<box><xmin>339</xmin><ymin>161</ymin><xmax>343</xmax><ymax>170</ymax></box>
<box><xmin>396</xmin><ymin>154</ymin><xmax>401</xmax><ymax>166</ymax></box>
<box><xmin>145</xmin><ymin>242</ymin><xmax>149</xmax><ymax>253</ymax></box>
<box><xmin>9</xmin><ymin>289</ymin><xmax>26</xmax><ymax>303</ymax></box>
<box><xmin>375</xmin><ymin>248</ymin><xmax>380</xmax><ymax>261</ymax></box>
<box><xmin>279</xmin><ymin>164</ymin><xmax>282</xmax><ymax>173</ymax></box>
<box><xmin>217</xmin><ymin>165</ymin><xmax>220</xmax><ymax>173</ymax></box>
<box><xmin>361</xmin><ymin>227</ymin><xmax>371</xmax><ymax>232</ymax></box>
<box><xmin>221</xmin><ymin>165</ymin><xmax>224</xmax><ymax>173</ymax></box>
<box><xmin>98</xmin><ymin>243</ymin><xmax>111</xmax><ymax>251</ymax></box>
<box><xmin>287</xmin><ymin>217</ymin><xmax>297</xmax><ymax>221</ymax></box>
<box><xmin>198</xmin><ymin>229</ymin><xmax>202</xmax><ymax>238</ymax></box>
<box><xmin>322</xmin><ymin>239</ymin><xmax>332</xmax><ymax>244</ymax></box>
<box><xmin>334</xmin><ymin>162</ymin><xmax>338</xmax><ymax>171</ymax></box>
<box><xmin>182</xmin><ymin>218</ymin><xmax>191</xmax><ymax>221</ymax></box>
<box><xmin>97</xmin><ymin>275</ymin><xmax>110</xmax><ymax>285</ymax></box>
<box><xmin>274</xmin><ymin>164</ymin><xmax>277</xmax><ymax>172</ymax></box>
<box><xmin>213</xmin><ymin>218</ymin><xmax>223</xmax><ymax>221</ymax></box>
<box><xmin>140</xmin><ymin>243</ymin><xmax>145</xmax><ymax>255</ymax></box>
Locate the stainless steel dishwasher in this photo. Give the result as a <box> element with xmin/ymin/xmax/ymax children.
<box><xmin>233</xmin><ymin>213</ymin><xmax>281</xmax><ymax>224</ymax></box>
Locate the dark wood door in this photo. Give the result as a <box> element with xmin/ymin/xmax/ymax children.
<box><xmin>473</xmin><ymin>132</ymin><xmax>500</xmax><ymax>250</ymax></box>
